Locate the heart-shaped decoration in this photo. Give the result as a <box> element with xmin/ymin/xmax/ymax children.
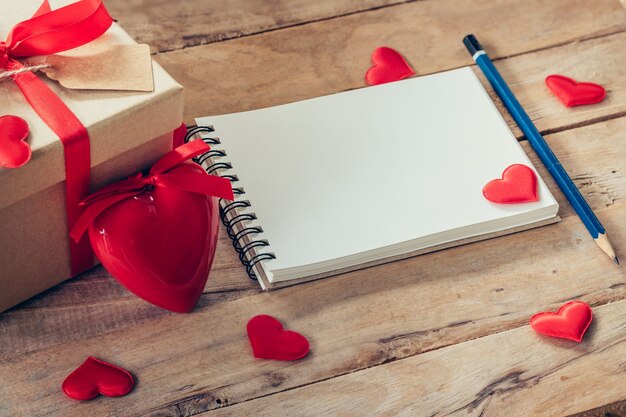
<box><xmin>530</xmin><ymin>301</ymin><xmax>593</xmax><ymax>342</ymax></box>
<box><xmin>62</xmin><ymin>357</ymin><xmax>134</xmax><ymax>400</ymax></box>
<box><xmin>365</xmin><ymin>47</ymin><xmax>415</xmax><ymax>86</ymax></box>
<box><xmin>88</xmin><ymin>162</ymin><xmax>221</xmax><ymax>313</ymax></box>
<box><xmin>247</xmin><ymin>315</ymin><xmax>310</xmax><ymax>360</ymax></box>
<box><xmin>545</xmin><ymin>75</ymin><xmax>606</xmax><ymax>108</ymax></box>
<box><xmin>0</xmin><ymin>115</ymin><xmax>31</xmax><ymax>169</ymax></box>
<box><xmin>482</xmin><ymin>164</ymin><xmax>538</xmax><ymax>204</ymax></box>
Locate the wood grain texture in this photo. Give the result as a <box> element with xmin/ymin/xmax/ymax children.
<box><xmin>0</xmin><ymin>126</ymin><xmax>623</xmax><ymax>414</ymax></box>
<box><xmin>0</xmin><ymin>202</ymin><xmax>623</xmax><ymax>416</ymax></box>
<box><xmin>151</xmin><ymin>0</ymin><xmax>626</xmax><ymax>124</ymax></box>
<box><xmin>1</xmin><ymin>116</ymin><xmax>622</xmax><ymax>363</ymax></box>
<box><xmin>107</xmin><ymin>0</ymin><xmax>409</xmax><ymax>53</ymax></box>
<box><xmin>569</xmin><ymin>400</ymin><xmax>626</xmax><ymax>417</ymax></box>
<box><xmin>204</xmin><ymin>300</ymin><xmax>626</xmax><ymax>417</ymax></box>
<box><xmin>1</xmin><ymin>0</ymin><xmax>625</xmax><ymax>415</ymax></box>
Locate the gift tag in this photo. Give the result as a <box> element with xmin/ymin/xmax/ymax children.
<box><xmin>30</xmin><ymin>44</ymin><xmax>154</xmax><ymax>92</ymax></box>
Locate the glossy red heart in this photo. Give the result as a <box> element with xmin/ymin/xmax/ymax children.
<box><xmin>482</xmin><ymin>164</ymin><xmax>538</xmax><ymax>204</ymax></box>
<box><xmin>62</xmin><ymin>357</ymin><xmax>134</xmax><ymax>401</ymax></box>
<box><xmin>247</xmin><ymin>315</ymin><xmax>310</xmax><ymax>360</ymax></box>
<box><xmin>530</xmin><ymin>301</ymin><xmax>593</xmax><ymax>343</ymax></box>
<box><xmin>0</xmin><ymin>115</ymin><xmax>31</xmax><ymax>168</ymax></box>
<box><xmin>365</xmin><ymin>47</ymin><xmax>415</xmax><ymax>85</ymax></box>
<box><xmin>88</xmin><ymin>162</ymin><xmax>220</xmax><ymax>313</ymax></box>
<box><xmin>545</xmin><ymin>75</ymin><xmax>606</xmax><ymax>108</ymax></box>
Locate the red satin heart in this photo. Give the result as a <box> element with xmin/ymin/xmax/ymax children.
<box><xmin>0</xmin><ymin>115</ymin><xmax>31</xmax><ymax>168</ymax></box>
<box><xmin>365</xmin><ymin>47</ymin><xmax>415</xmax><ymax>85</ymax></box>
<box><xmin>482</xmin><ymin>164</ymin><xmax>538</xmax><ymax>204</ymax></box>
<box><xmin>545</xmin><ymin>75</ymin><xmax>606</xmax><ymax>108</ymax></box>
<box><xmin>62</xmin><ymin>357</ymin><xmax>134</xmax><ymax>401</ymax></box>
<box><xmin>247</xmin><ymin>315</ymin><xmax>310</xmax><ymax>360</ymax></box>
<box><xmin>530</xmin><ymin>301</ymin><xmax>593</xmax><ymax>343</ymax></box>
<box><xmin>88</xmin><ymin>162</ymin><xmax>220</xmax><ymax>313</ymax></box>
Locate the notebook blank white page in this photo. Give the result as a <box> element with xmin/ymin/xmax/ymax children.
<box><xmin>196</xmin><ymin>67</ymin><xmax>558</xmax><ymax>283</ymax></box>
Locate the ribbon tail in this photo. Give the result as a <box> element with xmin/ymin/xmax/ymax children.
<box><xmin>70</xmin><ymin>192</ymin><xmax>138</xmax><ymax>242</ymax></box>
<box><xmin>154</xmin><ymin>171</ymin><xmax>235</xmax><ymax>201</ymax></box>
<box><xmin>7</xmin><ymin>0</ymin><xmax>113</xmax><ymax>57</ymax></box>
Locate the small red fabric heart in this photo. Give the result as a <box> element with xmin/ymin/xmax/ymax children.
<box><xmin>62</xmin><ymin>357</ymin><xmax>134</xmax><ymax>401</ymax></box>
<box><xmin>530</xmin><ymin>301</ymin><xmax>593</xmax><ymax>343</ymax></box>
<box><xmin>0</xmin><ymin>115</ymin><xmax>31</xmax><ymax>169</ymax></box>
<box><xmin>88</xmin><ymin>162</ymin><xmax>221</xmax><ymax>313</ymax></box>
<box><xmin>247</xmin><ymin>315</ymin><xmax>310</xmax><ymax>360</ymax></box>
<box><xmin>365</xmin><ymin>47</ymin><xmax>415</xmax><ymax>85</ymax></box>
<box><xmin>545</xmin><ymin>75</ymin><xmax>606</xmax><ymax>108</ymax></box>
<box><xmin>482</xmin><ymin>164</ymin><xmax>538</xmax><ymax>204</ymax></box>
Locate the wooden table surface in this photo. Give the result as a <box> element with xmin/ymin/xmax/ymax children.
<box><xmin>1</xmin><ymin>0</ymin><xmax>625</xmax><ymax>416</ymax></box>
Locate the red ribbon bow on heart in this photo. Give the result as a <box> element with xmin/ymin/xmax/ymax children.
<box><xmin>70</xmin><ymin>140</ymin><xmax>235</xmax><ymax>241</ymax></box>
<box><xmin>2</xmin><ymin>0</ymin><xmax>113</xmax><ymax>274</ymax></box>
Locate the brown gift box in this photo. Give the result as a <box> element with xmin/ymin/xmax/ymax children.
<box><xmin>0</xmin><ymin>0</ymin><xmax>184</xmax><ymax>312</ymax></box>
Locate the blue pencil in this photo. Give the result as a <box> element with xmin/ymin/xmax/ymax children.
<box><xmin>463</xmin><ymin>34</ymin><xmax>618</xmax><ymax>265</ymax></box>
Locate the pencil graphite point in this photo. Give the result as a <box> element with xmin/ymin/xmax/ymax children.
<box><xmin>595</xmin><ymin>233</ymin><xmax>618</xmax><ymax>265</ymax></box>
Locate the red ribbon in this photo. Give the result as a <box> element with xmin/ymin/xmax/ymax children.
<box><xmin>2</xmin><ymin>0</ymin><xmax>113</xmax><ymax>274</ymax></box>
<box><xmin>70</xmin><ymin>140</ymin><xmax>234</xmax><ymax>241</ymax></box>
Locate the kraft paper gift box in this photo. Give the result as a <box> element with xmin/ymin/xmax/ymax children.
<box><xmin>0</xmin><ymin>0</ymin><xmax>184</xmax><ymax>312</ymax></box>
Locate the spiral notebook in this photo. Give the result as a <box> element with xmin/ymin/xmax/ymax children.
<box><xmin>194</xmin><ymin>67</ymin><xmax>559</xmax><ymax>290</ymax></box>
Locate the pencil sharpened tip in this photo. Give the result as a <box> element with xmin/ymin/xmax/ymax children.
<box><xmin>614</xmin><ymin>256</ymin><xmax>620</xmax><ymax>266</ymax></box>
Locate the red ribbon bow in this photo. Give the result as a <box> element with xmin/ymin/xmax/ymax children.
<box><xmin>2</xmin><ymin>0</ymin><xmax>113</xmax><ymax>274</ymax></box>
<box><xmin>70</xmin><ymin>140</ymin><xmax>234</xmax><ymax>241</ymax></box>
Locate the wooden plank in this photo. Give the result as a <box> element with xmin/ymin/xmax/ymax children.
<box><xmin>0</xmin><ymin>204</ymin><xmax>623</xmax><ymax>416</ymax></box>
<box><xmin>17</xmin><ymin>0</ymin><xmax>622</xmax><ymax>313</ymax></box>
<box><xmin>12</xmin><ymin>0</ymin><xmax>624</xmax><ymax>313</ymax></box>
<box><xmin>13</xmin><ymin>234</ymin><xmax>257</xmax><ymax>310</ymax></box>
<box><xmin>0</xmin><ymin>2</ymin><xmax>622</xmax><ymax>415</ymax></box>
<box><xmin>569</xmin><ymin>400</ymin><xmax>626</xmax><ymax>417</ymax></box>
<box><xmin>151</xmin><ymin>0</ymin><xmax>626</xmax><ymax>124</ymax></box>
<box><xmin>0</xmin><ymin>202</ymin><xmax>622</xmax><ymax>415</ymax></box>
<box><xmin>475</xmin><ymin>32</ymin><xmax>626</xmax><ymax>139</ymax></box>
<box><xmin>204</xmin><ymin>300</ymin><xmax>626</xmax><ymax>417</ymax></box>
<box><xmin>2</xmin><ymin>2</ymin><xmax>624</xmax><ymax>413</ymax></box>
<box><xmin>107</xmin><ymin>0</ymin><xmax>409</xmax><ymax>53</ymax></box>
<box><xmin>0</xmin><ymin>115</ymin><xmax>622</xmax><ymax>368</ymax></box>
<box><xmin>522</xmin><ymin>116</ymin><xmax>623</xmax><ymax>220</ymax></box>
<box><xmin>3</xmin><ymin>229</ymin><xmax>257</xmax><ymax>311</ymax></box>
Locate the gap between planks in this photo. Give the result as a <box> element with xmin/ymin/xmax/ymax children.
<box><xmin>153</xmin><ymin>6</ymin><xmax>626</xmax><ymax>128</ymax></box>
<box><xmin>134</xmin><ymin>1</ymin><xmax>625</xmax><ymax>56</ymax></box>
<box><xmin>149</xmin><ymin>0</ymin><xmax>434</xmax><ymax>54</ymax></box>
<box><xmin>1</xmin><ymin>115</ymin><xmax>622</xmax><ymax>363</ymax></box>
<box><xmin>198</xmin><ymin>300</ymin><xmax>626</xmax><ymax>416</ymax></box>
<box><xmin>0</xmin><ymin>203</ymin><xmax>622</xmax><ymax>415</ymax></box>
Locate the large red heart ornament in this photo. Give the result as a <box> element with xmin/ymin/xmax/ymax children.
<box><xmin>88</xmin><ymin>162</ymin><xmax>220</xmax><ymax>313</ymax></box>
<box><xmin>0</xmin><ymin>115</ymin><xmax>31</xmax><ymax>168</ymax></box>
<box><xmin>530</xmin><ymin>301</ymin><xmax>593</xmax><ymax>343</ymax></box>
<box><xmin>247</xmin><ymin>315</ymin><xmax>310</xmax><ymax>360</ymax></box>
<box><xmin>545</xmin><ymin>75</ymin><xmax>606</xmax><ymax>108</ymax></box>
<box><xmin>365</xmin><ymin>47</ymin><xmax>415</xmax><ymax>85</ymax></box>
<box><xmin>482</xmin><ymin>164</ymin><xmax>538</xmax><ymax>204</ymax></box>
<box><xmin>62</xmin><ymin>357</ymin><xmax>134</xmax><ymax>401</ymax></box>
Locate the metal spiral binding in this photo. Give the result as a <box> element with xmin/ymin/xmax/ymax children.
<box><xmin>184</xmin><ymin>125</ymin><xmax>276</xmax><ymax>279</ymax></box>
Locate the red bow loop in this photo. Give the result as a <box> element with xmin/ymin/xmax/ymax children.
<box><xmin>70</xmin><ymin>141</ymin><xmax>235</xmax><ymax>242</ymax></box>
<box><xmin>3</xmin><ymin>0</ymin><xmax>112</xmax><ymax>60</ymax></box>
